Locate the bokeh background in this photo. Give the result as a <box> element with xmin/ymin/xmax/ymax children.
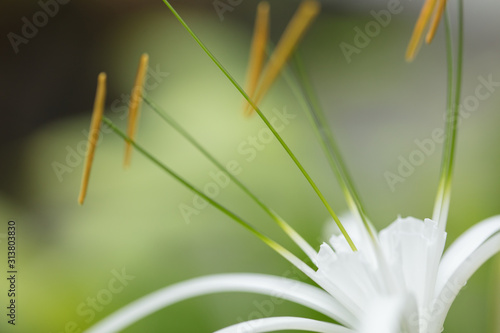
<box><xmin>1</xmin><ymin>0</ymin><xmax>499</xmax><ymax>332</ymax></box>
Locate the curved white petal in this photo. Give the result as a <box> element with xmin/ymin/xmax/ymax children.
<box><xmin>436</xmin><ymin>215</ymin><xmax>500</xmax><ymax>293</ymax></box>
<box><xmin>314</xmin><ymin>243</ymin><xmax>382</xmax><ymax>319</ymax></box>
<box><xmin>214</xmin><ymin>316</ymin><xmax>354</xmax><ymax>333</ymax></box>
<box><xmin>429</xmin><ymin>233</ymin><xmax>500</xmax><ymax>332</ymax></box>
<box><xmin>358</xmin><ymin>296</ymin><xmax>407</xmax><ymax>333</ymax></box>
<box><xmin>84</xmin><ymin>273</ymin><xmax>355</xmax><ymax>333</ymax></box>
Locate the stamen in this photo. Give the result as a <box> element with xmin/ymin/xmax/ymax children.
<box><xmin>246</xmin><ymin>0</ymin><xmax>320</xmax><ymax>114</ymax></box>
<box><xmin>405</xmin><ymin>0</ymin><xmax>438</xmax><ymax>62</ymax></box>
<box><xmin>124</xmin><ymin>53</ymin><xmax>149</xmax><ymax>168</ymax></box>
<box><xmin>104</xmin><ymin>116</ymin><xmax>316</xmax><ymax>275</ymax></box>
<box><xmin>161</xmin><ymin>0</ymin><xmax>357</xmax><ymax>251</ymax></box>
<box><xmin>144</xmin><ymin>96</ymin><xmax>318</xmax><ymax>263</ymax></box>
<box><xmin>78</xmin><ymin>73</ymin><xmax>107</xmax><ymax>205</ymax></box>
<box><xmin>291</xmin><ymin>53</ymin><xmax>377</xmax><ymax>240</ymax></box>
<box><xmin>425</xmin><ymin>0</ymin><xmax>447</xmax><ymax>44</ymax></box>
<box><xmin>243</xmin><ymin>2</ymin><xmax>270</xmax><ymax>117</ymax></box>
<box><xmin>432</xmin><ymin>0</ymin><xmax>463</xmax><ymax>228</ymax></box>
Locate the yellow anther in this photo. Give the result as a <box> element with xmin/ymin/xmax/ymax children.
<box><xmin>405</xmin><ymin>0</ymin><xmax>438</xmax><ymax>62</ymax></box>
<box><xmin>78</xmin><ymin>72</ymin><xmax>107</xmax><ymax>205</ymax></box>
<box><xmin>246</xmin><ymin>0</ymin><xmax>320</xmax><ymax>115</ymax></box>
<box><xmin>243</xmin><ymin>2</ymin><xmax>270</xmax><ymax>117</ymax></box>
<box><xmin>425</xmin><ymin>0</ymin><xmax>447</xmax><ymax>44</ymax></box>
<box><xmin>124</xmin><ymin>53</ymin><xmax>149</xmax><ymax>167</ymax></box>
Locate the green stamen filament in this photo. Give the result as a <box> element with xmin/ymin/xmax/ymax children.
<box><xmin>160</xmin><ymin>0</ymin><xmax>357</xmax><ymax>251</ymax></box>
<box><xmin>143</xmin><ymin>97</ymin><xmax>317</xmax><ymax>262</ymax></box>
<box><xmin>290</xmin><ymin>53</ymin><xmax>376</xmax><ymax>240</ymax></box>
<box><xmin>433</xmin><ymin>0</ymin><xmax>463</xmax><ymax>228</ymax></box>
<box><xmin>102</xmin><ymin>116</ymin><xmax>315</xmax><ymax>275</ymax></box>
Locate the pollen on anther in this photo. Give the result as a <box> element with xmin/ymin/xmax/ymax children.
<box><xmin>246</xmin><ymin>0</ymin><xmax>320</xmax><ymax>115</ymax></box>
<box><xmin>243</xmin><ymin>1</ymin><xmax>270</xmax><ymax>117</ymax></box>
<box><xmin>78</xmin><ymin>72</ymin><xmax>107</xmax><ymax>205</ymax></box>
<box><xmin>124</xmin><ymin>53</ymin><xmax>149</xmax><ymax>168</ymax></box>
<box><xmin>425</xmin><ymin>0</ymin><xmax>447</xmax><ymax>44</ymax></box>
<box><xmin>405</xmin><ymin>0</ymin><xmax>438</xmax><ymax>62</ymax></box>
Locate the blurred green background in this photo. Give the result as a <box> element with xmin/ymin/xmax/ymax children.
<box><xmin>1</xmin><ymin>0</ymin><xmax>499</xmax><ymax>332</ymax></box>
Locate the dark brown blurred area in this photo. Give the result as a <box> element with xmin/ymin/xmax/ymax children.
<box><xmin>0</xmin><ymin>0</ymin><xmax>220</xmax><ymax>198</ymax></box>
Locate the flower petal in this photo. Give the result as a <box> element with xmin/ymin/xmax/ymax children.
<box><xmin>326</xmin><ymin>213</ymin><xmax>375</xmax><ymax>260</ymax></box>
<box><xmin>84</xmin><ymin>273</ymin><xmax>355</xmax><ymax>333</ymax></box>
<box><xmin>315</xmin><ymin>243</ymin><xmax>378</xmax><ymax>319</ymax></box>
<box><xmin>358</xmin><ymin>296</ymin><xmax>407</xmax><ymax>333</ymax></box>
<box><xmin>214</xmin><ymin>316</ymin><xmax>354</xmax><ymax>333</ymax></box>
<box><xmin>379</xmin><ymin>217</ymin><xmax>446</xmax><ymax>310</ymax></box>
<box><xmin>429</xmin><ymin>232</ymin><xmax>500</xmax><ymax>332</ymax></box>
<box><xmin>436</xmin><ymin>215</ymin><xmax>500</xmax><ymax>293</ymax></box>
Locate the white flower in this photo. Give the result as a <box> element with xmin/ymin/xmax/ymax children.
<box><xmin>83</xmin><ymin>215</ymin><xmax>500</xmax><ymax>333</ymax></box>
<box><xmin>79</xmin><ymin>0</ymin><xmax>500</xmax><ymax>332</ymax></box>
<box><xmin>317</xmin><ymin>215</ymin><xmax>500</xmax><ymax>333</ymax></box>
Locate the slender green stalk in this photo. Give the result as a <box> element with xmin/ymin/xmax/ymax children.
<box><xmin>102</xmin><ymin>116</ymin><xmax>315</xmax><ymax>275</ymax></box>
<box><xmin>160</xmin><ymin>0</ymin><xmax>357</xmax><ymax>251</ymax></box>
<box><xmin>433</xmin><ymin>1</ymin><xmax>464</xmax><ymax>228</ymax></box>
<box><xmin>445</xmin><ymin>0</ymin><xmax>464</xmax><ymax>196</ymax></box>
<box><xmin>290</xmin><ymin>52</ymin><xmax>375</xmax><ymax>239</ymax></box>
<box><xmin>143</xmin><ymin>96</ymin><xmax>317</xmax><ymax>261</ymax></box>
<box><xmin>432</xmin><ymin>10</ymin><xmax>454</xmax><ymax>224</ymax></box>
